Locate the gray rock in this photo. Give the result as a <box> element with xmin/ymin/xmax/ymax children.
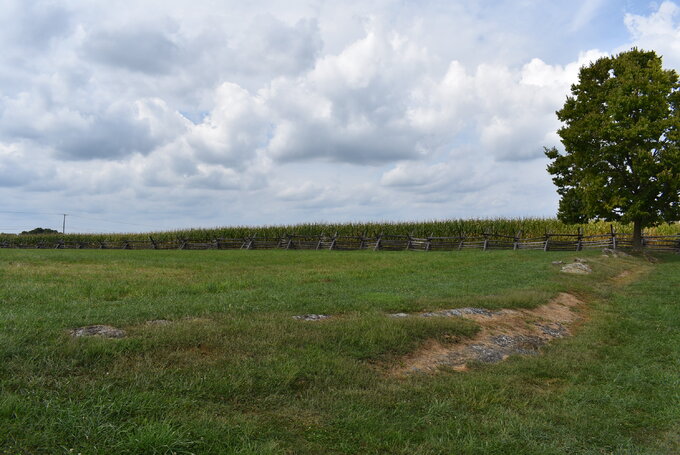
<box><xmin>469</xmin><ymin>344</ymin><xmax>506</xmax><ymax>363</ymax></box>
<box><xmin>574</xmin><ymin>257</ymin><xmax>588</xmax><ymax>263</ymax></box>
<box><xmin>292</xmin><ymin>314</ymin><xmax>331</xmax><ymax>321</ymax></box>
<box><xmin>490</xmin><ymin>334</ymin><xmax>545</xmax><ymax>352</ymax></box>
<box><xmin>538</xmin><ymin>323</ymin><xmax>568</xmax><ymax>338</ymax></box>
<box><xmin>421</xmin><ymin>307</ymin><xmax>496</xmax><ymax>318</ymax></box>
<box><xmin>490</xmin><ymin>334</ymin><xmax>517</xmax><ymax>347</ymax></box>
<box><xmin>389</xmin><ymin>313</ymin><xmax>410</xmax><ymax>318</ymax></box>
<box><xmin>551</xmin><ymin>260</ymin><xmax>565</xmax><ymax>265</ymax></box>
<box><xmin>561</xmin><ymin>262</ymin><xmax>592</xmax><ymax>274</ymax></box>
<box><xmin>602</xmin><ymin>248</ymin><xmax>629</xmax><ymax>258</ymax></box>
<box><xmin>71</xmin><ymin>325</ymin><xmax>126</xmax><ymax>338</ymax></box>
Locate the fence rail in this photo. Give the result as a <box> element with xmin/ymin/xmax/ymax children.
<box><xmin>1</xmin><ymin>230</ymin><xmax>678</xmax><ymax>252</ymax></box>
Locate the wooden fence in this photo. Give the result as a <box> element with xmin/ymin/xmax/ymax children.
<box><xmin>1</xmin><ymin>229</ymin><xmax>679</xmax><ymax>252</ymax></box>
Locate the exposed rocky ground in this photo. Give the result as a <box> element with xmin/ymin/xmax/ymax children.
<box><xmin>391</xmin><ymin>292</ymin><xmax>584</xmax><ymax>375</ymax></box>
<box><xmin>561</xmin><ymin>262</ymin><xmax>592</xmax><ymax>274</ymax></box>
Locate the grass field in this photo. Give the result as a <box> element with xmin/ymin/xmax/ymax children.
<box><xmin>1</xmin><ymin>249</ymin><xmax>679</xmax><ymax>454</ymax></box>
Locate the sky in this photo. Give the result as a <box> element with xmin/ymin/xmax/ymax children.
<box><xmin>1</xmin><ymin>0</ymin><xmax>679</xmax><ymax>234</ymax></box>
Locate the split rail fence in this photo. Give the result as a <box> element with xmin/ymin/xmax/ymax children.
<box><xmin>1</xmin><ymin>229</ymin><xmax>679</xmax><ymax>252</ymax></box>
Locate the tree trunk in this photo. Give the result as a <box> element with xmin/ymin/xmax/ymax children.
<box><xmin>632</xmin><ymin>220</ymin><xmax>643</xmax><ymax>250</ymax></box>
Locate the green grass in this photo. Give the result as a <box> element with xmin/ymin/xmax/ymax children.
<box><xmin>1</xmin><ymin>249</ymin><xmax>679</xmax><ymax>454</ymax></box>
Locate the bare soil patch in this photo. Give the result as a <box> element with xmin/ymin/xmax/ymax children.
<box><xmin>392</xmin><ymin>293</ymin><xmax>584</xmax><ymax>375</ymax></box>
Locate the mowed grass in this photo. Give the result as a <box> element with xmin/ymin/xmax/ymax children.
<box><xmin>1</xmin><ymin>249</ymin><xmax>679</xmax><ymax>454</ymax></box>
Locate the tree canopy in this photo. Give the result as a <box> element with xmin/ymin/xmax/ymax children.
<box><xmin>20</xmin><ymin>227</ymin><xmax>59</xmax><ymax>235</ymax></box>
<box><xmin>545</xmin><ymin>48</ymin><xmax>680</xmax><ymax>246</ymax></box>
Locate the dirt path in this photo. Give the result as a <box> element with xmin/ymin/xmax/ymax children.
<box><xmin>392</xmin><ymin>293</ymin><xmax>584</xmax><ymax>375</ymax></box>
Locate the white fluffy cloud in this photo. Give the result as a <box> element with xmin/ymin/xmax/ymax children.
<box><xmin>624</xmin><ymin>1</ymin><xmax>680</xmax><ymax>68</ymax></box>
<box><xmin>0</xmin><ymin>1</ymin><xmax>676</xmax><ymax>232</ymax></box>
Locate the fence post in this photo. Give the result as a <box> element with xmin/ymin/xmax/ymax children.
<box><xmin>513</xmin><ymin>230</ymin><xmax>521</xmax><ymax>250</ymax></box>
<box><xmin>576</xmin><ymin>227</ymin><xmax>582</xmax><ymax>251</ymax></box>
<box><xmin>610</xmin><ymin>225</ymin><xmax>617</xmax><ymax>249</ymax></box>
<box><xmin>483</xmin><ymin>233</ymin><xmax>489</xmax><ymax>251</ymax></box>
<box><xmin>374</xmin><ymin>233</ymin><xmax>382</xmax><ymax>251</ymax></box>
<box><xmin>149</xmin><ymin>236</ymin><xmax>157</xmax><ymax>250</ymax></box>
<box><xmin>330</xmin><ymin>232</ymin><xmax>338</xmax><ymax>250</ymax></box>
<box><xmin>543</xmin><ymin>233</ymin><xmax>550</xmax><ymax>252</ymax></box>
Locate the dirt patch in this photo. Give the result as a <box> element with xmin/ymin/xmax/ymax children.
<box><xmin>391</xmin><ymin>293</ymin><xmax>584</xmax><ymax>375</ymax></box>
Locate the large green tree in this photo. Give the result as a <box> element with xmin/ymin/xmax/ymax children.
<box><xmin>545</xmin><ymin>48</ymin><xmax>680</xmax><ymax>247</ymax></box>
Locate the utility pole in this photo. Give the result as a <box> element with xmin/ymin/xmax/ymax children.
<box><xmin>62</xmin><ymin>214</ymin><xmax>67</xmax><ymax>234</ymax></box>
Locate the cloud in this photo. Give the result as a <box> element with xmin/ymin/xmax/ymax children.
<box><xmin>83</xmin><ymin>26</ymin><xmax>181</xmax><ymax>74</ymax></box>
<box><xmin>623</xmin><ymin>1</ymin><xmax>680</xmax><ymax>67</ymax></box>
<box><xmin>235</xmin><ymin>15</ymin><xmax>323</xmax><ymax>77</ymax></box>
<box><xmin>380</xmin><ymin>157</ymin><xmax>497</xmax><ymax>198</ymax></box>
<box><xmin>0</xmin><ymin>98</ymin><xmax>173</xmax><ymax>161</ymax></box>
<box><xmin>188</xmin><ymin>82</ymin><xmax>269</xmax><ymax>168</ymax></box>
<box><xmin>0</xmin><ymin>143</ymin><xmax>56</xmax><ymax>188</ymax></box>
<box><xmin>0</xmin><ymin>1</ymin><xmax>673</xmax><ymax>232</ymax></box>
<box><xmin>380</xmin><ymin>162</ymin><xmax>449</xmax><ymax>188</ymax></box>
<box><xmin>261</xmin><ymin>27</ymin><xmax>433</xmax><ymax>164</ymax></box>
<box><xmin>0</xmin><ymin>0</ymin><xmax>72</xmax><ymax>50</ymax></box>
<box><xmin>54</xmin><ymin>104</ymin><xmax>161</xmax><ymax>160</ymax></box>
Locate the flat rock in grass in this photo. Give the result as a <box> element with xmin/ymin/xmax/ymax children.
<box><xmin>551</xmin><ymin>260</ymin><xmax>565</xmax><ymax>265</ymax></box>
<box><xmin>422</xmin><ymin>307</ymin><xmax>496</xmax><ymax>318</ymax></box>
<box><xmin>560</xmin><ymin>262</ymin><xmax>592</xmax><ymax>274</ymax></box>
<box><xmin>602</xmin><ymin>248</ymin><xmax>629</xmax><ymax>258</ymax></box>
<box><xmin>468</xmin><ymin>335</ymin><xmax>545</xmax><ymax>363</ymax></box>
<box><xmin>538</xmin><ymin>322</ymin><xmax>569</xmax><ymax>338</ymax></box>
<box><xmin>292</xmin><ymin>314</ymin><xmax>331</xmax><ymax>321</ymax></box>
<box><xmin>389</xmin><ymin>313</ymin><xmax>410</xmax><ymax>318</ymax></box>
<box><xmin>71</xmin><ymin>325</ymin><xmax>126</xmax><ymax>338</ymax></box>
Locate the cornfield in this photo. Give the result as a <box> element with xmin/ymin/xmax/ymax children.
<box><xmin>1</xmin><ymin>218</ymin><xmax>678</xmax><ymax>245</ymax></box>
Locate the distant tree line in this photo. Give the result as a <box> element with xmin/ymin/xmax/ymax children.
<box><xmin>19</xmin><ymin>228</ymin><xmax>60</xmax><ymax>235</ymax></box>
